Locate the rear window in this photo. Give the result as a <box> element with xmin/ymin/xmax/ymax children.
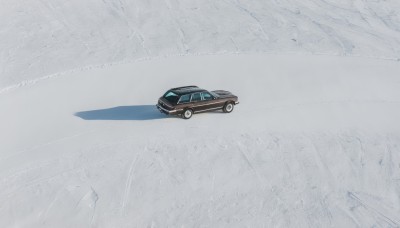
<box><xmin>163</xmin><ymin>91</ymin><xmax>179</xmax><ymax>104</ymax></box>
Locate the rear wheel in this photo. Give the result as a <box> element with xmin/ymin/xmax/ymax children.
<box><xmin>182</xmin><ymin>109</ymin><xmax>193</xmax><ymax>119</ymax></box>
<box><xmin>223</xmin><ymin>102</ymin><xmax>234</xmax><ymax>113</ymax></box>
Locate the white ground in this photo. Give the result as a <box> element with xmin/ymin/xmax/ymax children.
<box><xmin>1</xmin><ymin>54</ymin><xmax>400</xmax><ymax>227</ymax></box>
<box><xmin>2</xmin><ymin>0</ymin><xmax>400</xmax><ymax>226</ymax></box>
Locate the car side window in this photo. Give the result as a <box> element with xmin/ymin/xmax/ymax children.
<box><xmin>191</xmin><ymin>93</ymin><xmax>202</xmax><ymax>102</ymax></box>
<box><xmin>178</xmin><ymin>94</ymin><xmax>191</xmax><ymax>103</ymax></box>
<box><xmin>201</xmin><ymin>92</ymin><xmax>213</xmax><ymax>101</ymax></box>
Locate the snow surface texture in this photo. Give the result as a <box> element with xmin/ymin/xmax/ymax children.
<box><xmin>1</xmin><ymin>0</ymin><xmax>400</xmax><ymax>89</ymax></box>
<box><xmin>1</xmin><ymin>54</ymin><xmax>400</xmax><ymax>227</ymax></box>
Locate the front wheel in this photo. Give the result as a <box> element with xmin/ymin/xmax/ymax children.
<box><xmin>223</xmin><ymin>102</ymin><xmax>234</xmax><ymax>113</ymax></box>
<box><xmin>182</xmin><ymin>109</ymin><xmax>193</xmax><ymax>119</ymax></box>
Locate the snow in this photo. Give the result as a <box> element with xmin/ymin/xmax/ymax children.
<box><xmin>1</xmin><ymin>0</ymin><xmax>400</xmax><ymax>89</ymax></box>
<box><xmin>1</xmin><ymin>54</ymin><xmax>400</xmax><ymax>227</ymax></box>
<box><xmin>2</xmin><ymin>0</ymin><xmax>400</xmax><ymax>226</ymax></box>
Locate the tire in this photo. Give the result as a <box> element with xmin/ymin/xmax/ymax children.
<box><xmin>223</xmin><ymin>102</ymin><xmax>234</xmax><ymax>113</ymax></box>
<box><xmin>182</xmin><ymin>109</ymin><xmax>193</xmax><ymax>119</ymax></box>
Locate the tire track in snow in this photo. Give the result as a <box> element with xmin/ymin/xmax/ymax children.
<box><xmin>0</xmin><ymin>130</ymin><xmax>96</xmax><ymax>161</ymax></box>
<box><xmin>1</xmin><ymin>51</ymin><xmax>398</xmax><ymax>96</ymax></box>
<box><xmin>121</xmin><ymin>151</ymin><xmax>140</xmax><ymax>215</ymax></box>
<box><xmin>236</xmin><ymin>141</ymin><xmax>265</xmax><ymax>190</ymax></box>
<box><xmin>39</xmin><ymin>188</ymin><xmax>63</xmax><ymax>223</ymax></box>
<box><xmin>305</xmin><ymin>134</ymin><xmax>337</xmax><ymax>189</ymax></box>
<box><xmin>89</xmin><ymin>187</ymin><xmax>99</xmax><ymax>226</ymax></box>
<box><xmin>264</xmin><ymin>99</ymin><xmax>400</xmax><ymax>112</ymax></box>
<box><xmin>0</xmin><ymin>158</ymin><xmax>108</xmax><ymax>199</ymax></box>
<box><xmin>347</xmin><ymin>191</ymin><xmax>400</xmax><ymax>227</ymax></box>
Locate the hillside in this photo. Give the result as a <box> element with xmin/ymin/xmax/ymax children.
<box><xmin>1</xmin><ymin>0</ymin><xmax>400</xmax><ymax>88</ymax></box>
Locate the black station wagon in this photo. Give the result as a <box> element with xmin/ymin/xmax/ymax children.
<box><xmin>156</xmin><ymin>86</ymin><xmax>239</xmax><ymax>119</ymax></box>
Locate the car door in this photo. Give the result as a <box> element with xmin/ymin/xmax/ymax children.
<box><xmin>198</xmin><ymin>91</ymin><xmax>219</xmax><ymax>112</ymax></box>
<box><xmin>190</xmin><ymin>92</ymin><xmax>206</xmax><ymax>113</ymax></box>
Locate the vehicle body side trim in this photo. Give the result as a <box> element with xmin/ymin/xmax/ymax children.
<box><xmin>191</xmin><ymin>101</ymin><xmax>225</xmax><ymax>108</ymax></box>
<box><xmin>194</xmin><ymin>107</ymin><xmax>222</xmax><ymax>113</ymax></box>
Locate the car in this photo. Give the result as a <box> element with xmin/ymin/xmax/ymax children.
<box><xmin>156</xmin><ymin>85</ymin><xmax>239</xmax><ymax>119</ymax></box>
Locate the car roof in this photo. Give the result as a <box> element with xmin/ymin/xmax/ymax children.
<box><xmin>170</xmin><ymin>86</ymin><xmax>207</xmax><ymax>95</ymax></box>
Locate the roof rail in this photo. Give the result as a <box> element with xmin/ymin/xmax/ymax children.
<box><xmin>171</xmin><ymin>85</ymin><xmax>199</xmax><ymax>90</ymax></box>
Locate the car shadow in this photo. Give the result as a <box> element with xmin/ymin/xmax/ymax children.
<box><xmin>74</xmin><ymin>105</ymin><xmax>172</xmax><ymax>121</ymax></box>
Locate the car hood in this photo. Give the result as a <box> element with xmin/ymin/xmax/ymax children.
<box><xmin>212</xmin><ymin>90</ymin><xmax>235</xmax><ymax>98</ymax></box>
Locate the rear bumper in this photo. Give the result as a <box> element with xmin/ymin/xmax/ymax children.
<box><xmin>156</xmin><ymin>104</ymin><xmax>180</xmax><ymax>115</ymax></box>
<box><xmin>235</xmin><ymin>101</ymin><xmax>239</xmax><ymax>105</ymax></box>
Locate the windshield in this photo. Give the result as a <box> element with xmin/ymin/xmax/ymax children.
<box><xmin>163</xmin><ymin>91</ymin><xmax>179</xmax><ymax>104</ymax></box>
